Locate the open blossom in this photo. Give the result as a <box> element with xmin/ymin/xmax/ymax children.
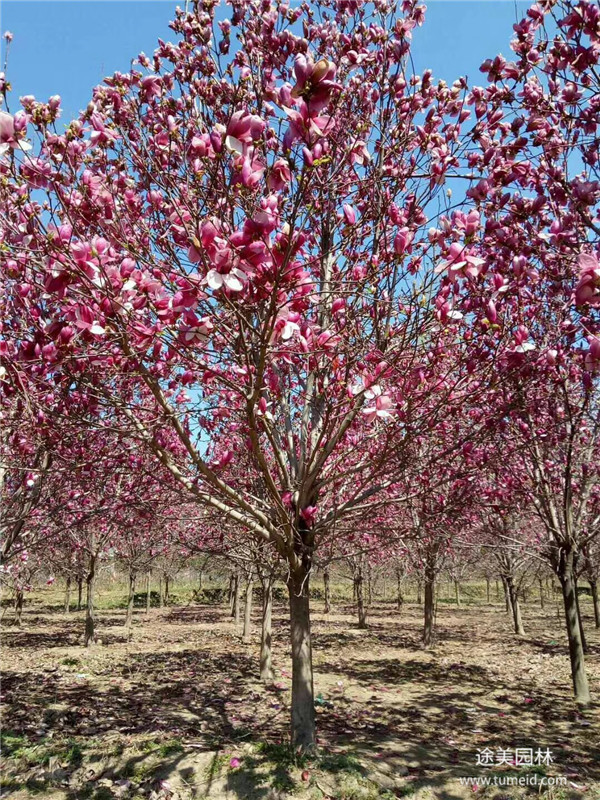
<box><xmin>273</xmin><ymin>309</ymin><xmax>301</xmax><ymax>342</ymax></box>
<box><xmin>282</xmin><ymin>99</ymin><xmax>333</xmax><ymax>149</ymax></box>
<box><xmin>206</xmin><ymin>267</ymin><xmax>246</xmax><ymax>292</ymax></box>
<box><xmin>434</xmin><ymin>243</ymin><xmax>485</xmax><ymax>280</ymax></box>
<box><xmin>73</xmin><ymin>305</ymin><xmax>106</xmax><ymax>336</ymax></box>
<box><xmin>0</xmin><ymin>110</ymin><xmax>32</xmax><ymax>155</ymax></box>
<box><xmin>224</xmin><ymin>110</ymin><xmax>265</xmax><ymax>155</ymax></box>
<box><xmin>574</xmin><ymin>252</ymin><xmax>600</xmax><ymax>307</ymax></box>
<box><xmin>291</xmin><ymin>53</ymin><xmax>340</xmax><ymax>112</ymax></box>
<box><xmin>361</xmin><ymin>385</ymin><xmax>395</xmax><ymax>424</ymax></box>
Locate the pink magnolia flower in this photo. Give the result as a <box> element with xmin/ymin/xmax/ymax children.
<box><xmin>267</xmin><ymin>158</ymin><xmax>292</xmax><ymax>191</ymax></box>
<box><xmin>229</xmin><ymin>757</ymin><xmax>241</xmax><ymax>769</ymax></box>
<box><xmin>233</xmin><ymin>154</ymin><xmax>265</xmax><ymax>188</ymax></box>
<box><xmin>300</xmin><ymin>506</ymin><xmax>318</xmax><ymax>526</ymax></box>
<box><xmin>574</xmin><ymin>252</ymin><xmax>600</xmax><ymax>307</ymax></box>
<box><xmin>362</xmin><ymin>386</ymin><xmax>395</xmax><ymax>424</ymax></box>
<box><xmin>343</xmin><ymin>204</ymin><xmax>357</xmax><ymax>225</ymax></box>
<box><xmin>0</xmin><ymin>110</ymin><xmax>32</xmax><ymax>155</ymax></box>
<box><xmin>349</xmin><ymin>140</ymin><xmax>370</xmax><ymax>166</ymax></box>
<box><xmin>291</xmin><ymin>53</ymin><xmax>340</xmax><ymax>112</ymax></box>
<box><xmin>282</xmin><ymin>100</ymin><xmax>333</xmax><ymax>149</ymax></box>
<box><xmin>434</xmin><ymin>243</ymin><xmax>485</xmax><ymax>280</ymax></box>
<box><xmin>224</xmin><ymin>110</ymin><xmax>265</xmax><ymax>154</ymax></box>
<box><xmin>584</xmin><ymin>336</ymin><xmax>600</xmax><ymax>372</ymax></box>
<box><xmin>273</xmin><ymin>309</ymin><xmax>301</xmax><ymax>342</ymax></box>
<box><xmin>73</xmin><ymin>305</ymin><xmax>106</xmax><ymax>336</ymax></box>
<box><xmin>206</xmin><ymin>267</ymin><xmax>246</xmax><ymax>292</ymax></box>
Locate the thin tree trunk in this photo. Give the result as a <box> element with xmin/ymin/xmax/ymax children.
<box><xmin>229</xmin><ymin>572</ymin><xmax>237</xmax><ymax>614</ymax></box>
<box><xmin>539</xmin><ymin>578</ymin><xmax>545</xmax><ymax>609</ymax></box>
<box><xmin>396</xmin><ymin>573</ymin><xmax>403</xmax><ymax>610</ymax></box>
<box><xmin>355</xmin><ymin>567</ymin><xmax>367</xmax><ymax>629</ymax></box>
<box><xmin>417</xmin><ymin>580</ymin><xmax>422</xmax><ymax>605</ymax></box>
<box><xmin>323</xmin><ymin>568</ymin><xmax>331</xmax><ymax>614</ymax></box>
<box><xmin>146</xmin><ymin>573</ymin><xmax>151</xmax><ymax>614</ymax></box>
<box><xmin>486</xmin><ymin>577</ymin><xmax>490</xmax><ymax>604</ymax></box>
<box><xmin>64</xmin><ymin>577</ymin><xmax>71</xmax><ymax>613</ymax></box>
<box><xmin>501</xmin><ymin>576</ymin><xmax>511</xmax><ymax>614</ymax></box>
<box><xmin>77</xmin><ymin>577</ymin><xmax>83</xmax><ymax>611</ymax></box>
<box><xmin>590</xmin><ymin>580</ymin><xmax>600</xmax><ymax>629</ymax></box>
<box><xmin>158</xmin><ymin>575</ymin><xmax>164</xmax><ymax>608</ymax></box>
<box><xmin>84</xmin><ymin>553</ymin><xmax>96</xmax><ymax>647</ymax></box>
<box><xmin>260</xmin><ymin>581</ymin><xmax>273</xmax><ymax>681</ymax></box>
<box><xmin>495</xmin><ymin>579</ymin><xmax>500</xmax><ymax>600</ymax></box>
<box><xmin>125</xmin><ymin>570</ymin><xmax>136</xmax><ymax>637</ymax></box>
<box><xmin>559</xmin><ymin>551</ymin><xmax>591</xmax><ymax>706</ymax></box>
<box><xmin>164</xmin><ymin>575</ymin><xmax>170</xmax><ymax>605</ymax></box>
<box><xmin>242</xmin><ymin>579</ymin><xmax>253</xmax><ymax>643</ymax></box>
<box><xmin>454</xmin><ymin>580</ymin><xmax>461</xmax><ymax>607</ymax></box>
<box><xmin>233</xmin><ymin>572</ymin><xmax>241</xmax><ymax>629</ymax></box>
<box><xmin>573</xmin><ymin>576</ymin><xmax>588</xmax><ymax>654</ymax></box>
<box><xmin>506</xmin><ymin>576</ymin><xmax>525</xmax><ymax>635</ymax></box>
<box><xmin>14</xmin><ymin>590</ymin><xmax>24</xmax><ymax>627</ymax></box>
<box><xmin>423</xmin><ymin>570</ymin><xmax>435</xmax><ymax>647</ymax></box>
<box><xmin>287</xmin><ymin>567</ymin><xmax>315</xmax><ymax>751</ymax></box>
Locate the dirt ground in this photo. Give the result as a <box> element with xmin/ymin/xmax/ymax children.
<box><xmin>1</xmin><ymin>592</ymin><xmax>599</xmax><ymax>800</ymax></box>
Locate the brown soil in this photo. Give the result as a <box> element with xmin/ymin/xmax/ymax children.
<box><xmin>1</xmin><ymin>597</ymin><xmax>599</xmax><ymax>800</ymax></box>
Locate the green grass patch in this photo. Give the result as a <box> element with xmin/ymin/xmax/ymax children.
<box><xmin>157</xmin><ymin>738</ymin><xmax>185</xmax><ymax>757</ymax></box>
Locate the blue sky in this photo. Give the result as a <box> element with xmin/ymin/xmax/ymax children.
<box><xmin>1</xmin><ymin>1</ymin><xmax>530</xmax><ymax>123</ymax></box>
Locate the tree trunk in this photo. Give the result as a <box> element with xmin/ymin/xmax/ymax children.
<box><xmin>233</xmin><ymin>572</ymin><xmax>241</xmax><ymax>629</ymax></box>
<box><xmin>125</xmin><ymin>570</ymin><xmax>136</xmax><ymax>637</ymax></box>
<box><xmin>242</xmin><ymin>579</ymin><xmax>253</xmax><ymax>643</ymax></box>
<box><xmin>558</xmin><ymin>551</ymin><xmax>591</xmax><ymax>706</ymax></box>
<box><xmin>14</xmin><ymin>590</ymin><xmax>24</xmax><ymax>627</ymax></box>
<box><xmin>146</xmin><ymin>573</ymin><xmax>151</xmax><ymax>614</ymax></box>
<box><xmin>590</xmin><ymin>580</ymin><xmax>600</xmax><ymax>629</ymax></box>
<box><xmin>260</xmin><ymin>581</ymin><xmax>274</xmax><ymax>681</ymax></box>
<box><xmin>485</xmin><ymin>577</ymin><xmax>490</xmax><ymax>604</ymax></box>
<box><xmin>197</xmin><ymin>569</ymin><xmax>203</xmax><ymax>597</ymax></box>
<box><xmin>506</xmin><ymin>576</ymin><xmax>525</xmax><ymax>635</ymax></box>
<box><xmin>501</xmin><ymin>576</ymin><xmax>511</xmax><ymax>614</ymax></box>
<box><xmin>229</xmin><ymin>572</ymin><xmax>236</xmax><ymax>614</ymax></box>
<box><xmin>423</xmin><ymin>571</ymin><xmax>435</xmax><ymax>647</ymax></box>
<box><xmin>164</xmin><ymin>575</ymin><xmax>170</xmax><ymax>605</ymax></box>
<box><xmin>158</xmin><ymin>575</ymin><xmax>164</xmax><ymax>608</ymax></box>
<box><xmin>323</xmin><ymin>568</ymin><xmax>331</xmax><ymax>614</ymax></box>
<box><xmin>573</xmin><ymin>576</ymin><xmax>588</xmax><ymax>654</ymax></box>
<box><xmin>287</xmin><ymin>567</ymin><xmax>315</xmax><ymax>752</ymax></box>
<box><xmin>454</xmin><ymin>580</ymin><xmax>461</xmax><ymax>607</ymax></box>
<box><xmin>354</xmin><ymin>567</ymin><xmax>367</xmax><ymax>629</ymax></box>
<box><xmin>64</xmin><ymin>577</ymin><xmax>71</xmax><ymax>613</ymax></box>
<box><xmin>84</xmin><ymin>554</ymin><xmax>96</xmax><ymax>647</ymax></box>
<box><xmin>396</xmin><ymin>573</ymin><xmax>403</xmax><ymax>610</ymax></box>
<box><xmin>495</xmin><ymin>579</ymin><xmax>500</xmax><ymax>600</ymax></box>
<box><xmin>77</xmin><ymin>577</ymin><xmax>83</xmax><ymax>611</ymax></box>
<box><xmin>366</xmin><ymin>565</ymin><xmax>373</xmax><ymax>606</ymax></box>
<box><xmin>416</xmin><ymin>580</ymin><xmax>422</xmax><ymax>605</ymax></box>
<box><xmin>539</xmin><ymin>578</ymin><xmax>545</xmax><ymax>609</ymax></box>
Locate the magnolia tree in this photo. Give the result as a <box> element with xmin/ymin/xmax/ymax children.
<box><xmin>0</xmin><ymin>0</ymin><xmax>491</xmax><ymax>748</ymax></box>
<box><xmin>3</xmin><ymin>0</ymin><xmax>600</xmax><ymax>745</ymax></box>
<box><xmin>437</xmin><ymin>0</ymin><xmax>600</xmax><ymax>705</ymax></box>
